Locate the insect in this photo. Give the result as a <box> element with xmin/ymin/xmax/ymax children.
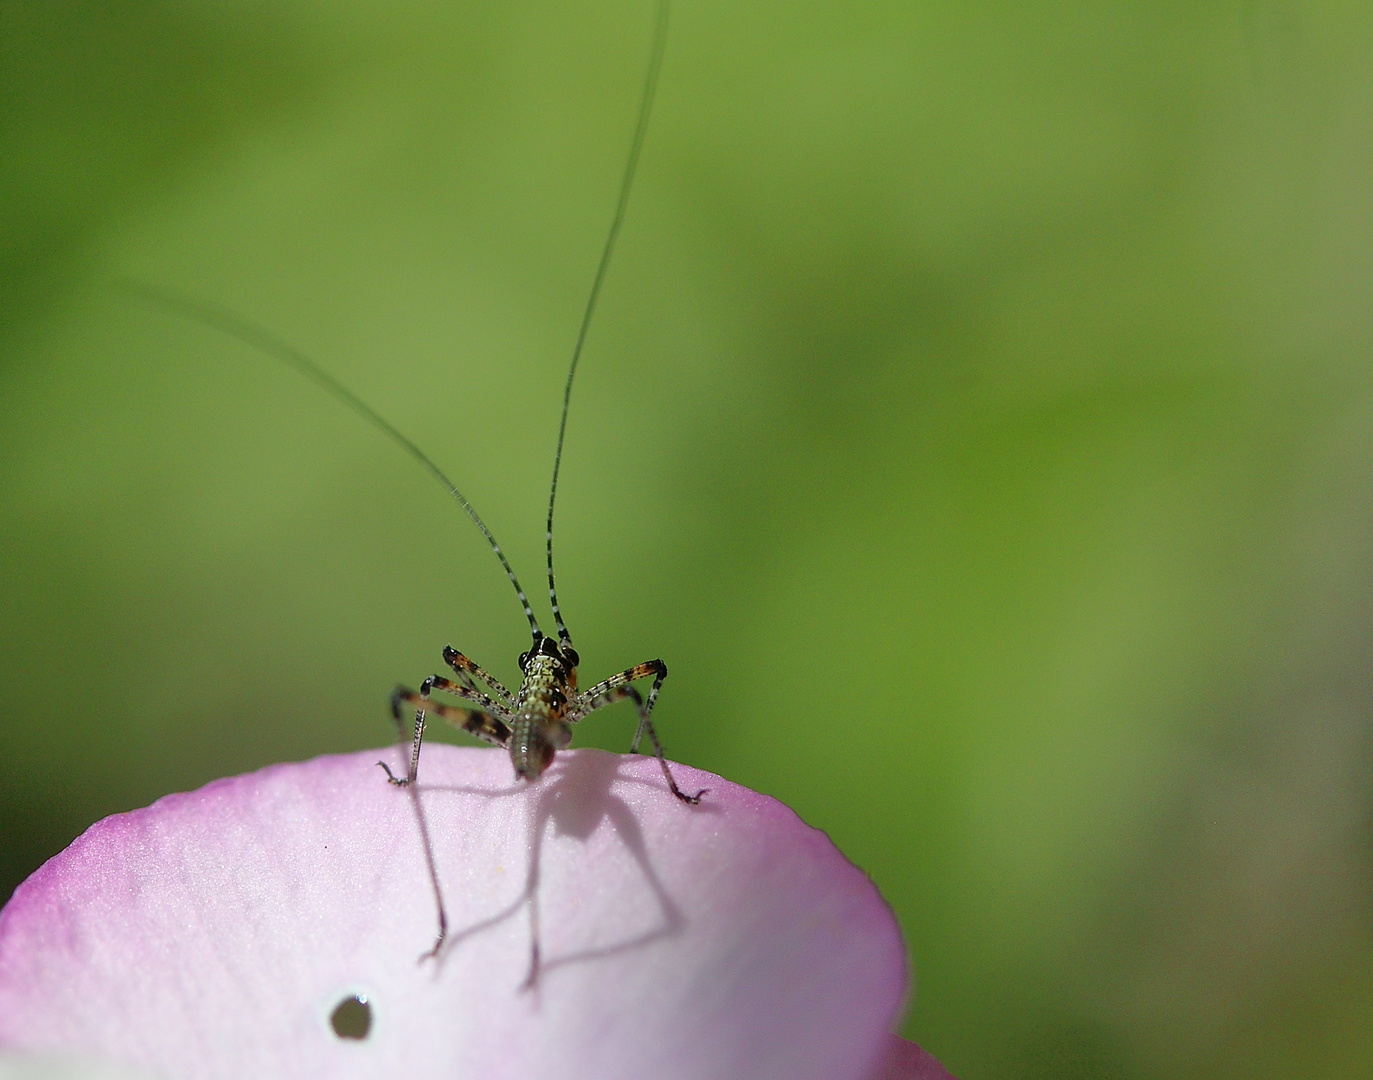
<box><xmin>123</xmin><ymin>0</ymin><xmax>704</xmax><ymax>808</ymax></box>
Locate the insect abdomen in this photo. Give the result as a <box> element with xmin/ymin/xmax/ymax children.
<box><xmin>509</xmin><ymin>655</ymin><xmax>574</xmax><ymax>781</ymax></box>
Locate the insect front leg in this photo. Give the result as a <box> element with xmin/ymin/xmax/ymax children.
<box><xmin>442</xmin><ymin>645</ymin><xmax>517</xmax><ymax>711</ymax></box>
<box><xmin>573</xmin><ymin>662</ymin><xmax>705</xmax><ymax>804</ymax></box>
<box><xmin>381</xmin><ymin>677</ymin><xmax>512</xmax><ymax>786</ymax></box>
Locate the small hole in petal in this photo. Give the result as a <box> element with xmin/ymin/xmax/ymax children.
<box><xmin>330</xmin><ymin>993</ymin><xmax>372</xmax><ymax>1040</ymax></box>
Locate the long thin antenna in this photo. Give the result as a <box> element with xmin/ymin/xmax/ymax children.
<box><xmin>545</xmin><ymin>0</ymin><xmax>670</xmax><ymax>649</ymax></box>
<box><xmin>116</xmin><ymin>278</ymin><xmax>545</xmax><ymax>641</ymax></box>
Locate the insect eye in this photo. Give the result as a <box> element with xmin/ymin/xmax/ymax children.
<box><xmin>518</xmin><ymin>651</ymin><xmax>530</xmax><ymax>670</ymax></box>
<box><xmin>562</xmin><ymin>646</ymin><xmax>579</xmax><ymax>667</ymax></box>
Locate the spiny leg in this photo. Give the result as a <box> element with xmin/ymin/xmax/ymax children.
<box><xmin>573</xmin><ymin>674</ymin><xmax>705</xmax><ymax>804</ymax></box>
<box><xmin>435</xmin><ymin>704</ymin><xmax>512</xmax><ymax>748</ymax></box>
<box><xmin>415</xmin><ymin>675</ymin><xmax>505</xmax><ymax>717</ymax></box>
<box><xmin>380</xmin><ymin>679</ymin><xmax>512</xmax><ymax>786</ymax></box>
<box><xmin>379</xmin><ymin>692</ymin><xmax>427</xmax><ymax>787</ymax></box>
<box><xmin>382</xmin><ymin>697</ymin><xmax>517</xmax><ymax>967</ymax></box>
<box><xmin>577</xmin><ymin>660</ymin><xmax>669</xmax><ymax>754</ymax></box>
<box><xmin>443</xmin><ymin>645</ymin><xmax>516</xmax><ymax>711</ymax></box>
<box><xmin>576</xmin><ymin>684</ymin><xmax>703</xmax><ymax>804</ymax></box>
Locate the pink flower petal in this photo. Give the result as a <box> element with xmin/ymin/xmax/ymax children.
<box><xmin>0</xmin><ymin>1053</ymin><xmax>159</xmax><ymax>1080</ymax></box>
<box><xmin>864</xmin><ymin>1034</ymin><xmax>959</xmax><ymax>1080</ymax></box>
<box><xmin>0</xmin><ymin>747</ymin><xmax>915</xmax><ymax>1080</ymax></box>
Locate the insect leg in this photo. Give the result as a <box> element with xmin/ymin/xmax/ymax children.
<box><xmin>443</xmin><ymin>645</ymin><xmax>516</xmax><ymax>711</ymax></box>
<box><xmin>414</xmin><ymin>675</ymin><xmax>505</xmax><ymax>716</ymax></box>
<box><xmin>573</xmin><ymin>672</ymin><xmax>705</xmax><ymax>804</ymax></box>
<box><xmin>430</xmin><ymin>702</ymin><xmax>513</xmax><ymax>747</ymax></box>
<box><xmin>577</xmin><ymin>659</ymin><xmax>668</xmax><ymax>752</ymax></box>
<box><xmin>380</xmin><ymin>678</ymin><xmax>511</xmax><ymax>785</ymax></box>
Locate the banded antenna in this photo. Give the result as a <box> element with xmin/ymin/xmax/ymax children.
<box><xmin>118</xmin><ymin>0</ymin><xmax>670</xmax><ymax>649</ymax></box>
<box><xmin>116</xmin><ymin>278</ymin><xmax>543</xmax><ymax>638</ymax></box>
<box><xmin>547</xmin><ymin>0</ymin><xmax>670</xmax><ymax>651</ymax></box>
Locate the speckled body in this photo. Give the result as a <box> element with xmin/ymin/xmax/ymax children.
<box><xmin>509</xmin><ymin>639</ymin><xmax>577</xmax><ymax>780</ymax></box>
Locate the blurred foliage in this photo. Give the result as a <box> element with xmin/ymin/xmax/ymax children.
<box><xmin>4</xmin><ymin>1</ymin><xmax>1373</xmax><ymax>1077</ymax></box>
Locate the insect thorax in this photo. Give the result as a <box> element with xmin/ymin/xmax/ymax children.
<box><xmin>509</xmin><ymin>640</ymin><xmax>577</xmax><ymax>780</ymax></box>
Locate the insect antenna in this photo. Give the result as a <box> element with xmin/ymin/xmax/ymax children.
<box><xmin>545</xmin><ymin>0</ymin><xmax>669</xmax><ymax>654</ymax></box>
<box><xmin>115</xmin><ymin>278</ymin><xmax>545</xmax><ymax>642</ymax></box>
<box><xmin>119</xmin><ymin>0</ymin><xmax>671</xmax><ymax>653</ymax></box>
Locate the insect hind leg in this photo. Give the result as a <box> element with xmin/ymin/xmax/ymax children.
<box><xmin>380</xmin><ymin>678</ymin><xmax>512</xmax><ymax>786</ymax></box>
<box><xmin>573</xmin><ymin>663</ymin><xmax>705</xmax><ymax>804</ymax></box>
<box><xmin>576</xmin><ymin>660</ymin><xmax>668</xmax><ymax>754</ymax></box>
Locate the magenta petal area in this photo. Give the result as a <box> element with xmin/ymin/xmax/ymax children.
<box><xmin>864</xmin><ymin>1034</ymin><xmax>959</xmax><ymax>1080</ymax></box>
<box><xmin>0</xmin><ymin>747</ymin><xmax>913</xmax><ymax>1080</ymax></box>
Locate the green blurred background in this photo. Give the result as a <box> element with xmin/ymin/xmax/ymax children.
<box><xmin>4</xmin><ymin>1</ymin><xmax>1373</xmax><ymax>1076</ymax></box>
